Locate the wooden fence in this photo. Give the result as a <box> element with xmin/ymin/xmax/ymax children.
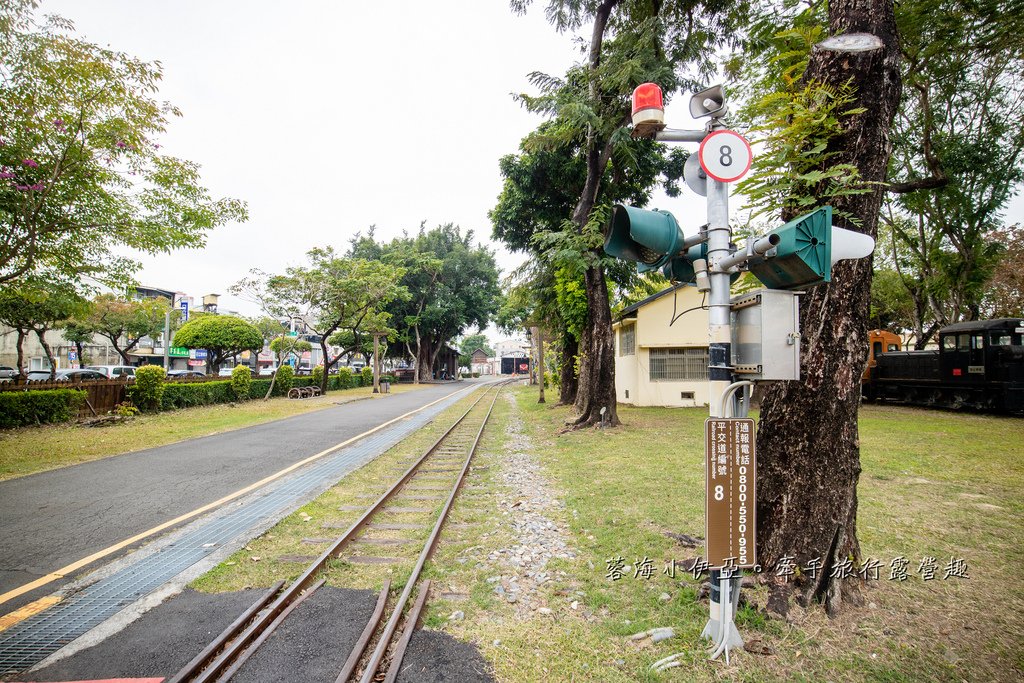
<box><xmin>0</xmin><ymin>377</ymin><xmax>129</xmax><ymax>417</ymax></box>
<box><xmin>0</xmin><ymin>374</ymin><xmax>226</xmax><ymax>417</ymax></box>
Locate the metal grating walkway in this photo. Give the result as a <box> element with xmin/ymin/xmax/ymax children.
<box><xmin>0</xmin><ymin>388</ymin><xmax>475</xmax><ymax>675</ymax></box>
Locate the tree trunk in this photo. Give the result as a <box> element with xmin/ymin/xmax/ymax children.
<box><xmin>15</xmin><ymin>329</ymin><xmax>26</xmax><ymax>375</ymax></box>
<box><xmin>319</xmin><ymin>339</ymin><xmax>330</xmax><ymax>393</ymax></box>
<box><xmin>36</xmin><ymin>328</ymin><xmax>56</xmax><ymax>379</ymax></box>
<box><xmin>559</xmin><ymin>332</ymin><xmax>579</xmax><ymax>406</ymax></box>
<box><xmin>416</xmin><ymin>338</ymin><xmax>434</xmax><ymax>382</ymax></box>
<box><xmin>755</xmin><ymin>0</ymin><xmax>901</xmax><ymax>617</ymax></box>
<box><xmin>570</xmin><ymin>265</ymin><xmax>619</xmax><ymax>427</ymax></box>
<box><xmin>536</xmin><ymin>327</ymin><xmax>545</xmax><ymax>403</ymax></box>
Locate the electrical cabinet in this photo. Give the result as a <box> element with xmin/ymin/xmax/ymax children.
<box><xmin>730</xmin><ymin>289</ymin><xmax>801</xmax><ymax>381</ymax></box>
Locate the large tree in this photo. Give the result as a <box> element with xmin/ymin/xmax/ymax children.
<box><xmin>507</xmin><ymin>0</ymin><xmax>744</xmax><ymax>427</ymax></box>
<box><xmin>86</xmin><ymin>293</ymin><xmax>174</xmax><ymax>363</ymax></box>
<box><xmin>233</xmin><ymin>249</ymin><xmax>406</xmax><ymax>393</ymax></box>
<box><xmin>0</xmin><ymin>1</ymin><xmax>246</xmax><ymax>286</ymax></box>
<box><xmin>0</xmin><ymin>279</ymin><xmax>84</xmax><ymax>376</ymax></box>
<box><xmin>172</xmin><ymin>315</ymin><xmax>262</xmax><ymax>374</ymax></box>
<box><xmin>879</xmin><ymin>0</ymin><xmax>1024</xmax><ymax>344</ymax></box>
<box><xmin>744</xmin><ymin>0</ymin><xmax>902</xmax><ymax>615</ymax></box>
<box><xmin>350</xmin><ymin>225</ymin><xmax>501</xmax><ymax>383</ymax></box>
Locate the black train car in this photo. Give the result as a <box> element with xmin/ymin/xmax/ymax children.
<box><xmin>865</xmin><ymin>318</ymin><xmax>1024</xmax><ymax>414</ymax></box>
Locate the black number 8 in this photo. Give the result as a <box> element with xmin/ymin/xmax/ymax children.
<box><xmin>720</xmin><ymin>145</ymin><xmax>733</xmax><ymax>167</ymax></box>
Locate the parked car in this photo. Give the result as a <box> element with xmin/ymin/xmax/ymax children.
<box><xmin>86</xmin><ymin>365</ymin><xmax>136</xmax><ymax>379</ymax></box>
<box><xmin>167</xmin><ymin>370</ymin><xmax>207</xmax><ymax>379</ymax></box>
<box><xmin>0</xmin><ymin>366</ymin><xmax>17</xmax><ymax>380</ymax></box>
<box><xmin>218</xmin><ymin>365</ymin><xmax>257</xmax><ymax>377</ymax></box>
<box><xmin>258</xmin><ymin>366</ymin><xmax>277</xmax><ymax>377</ymax></box>
<box><xmin>25</xmin><ymin>368</ymin><xmax>107</xmax><ymax>382</ymax></box>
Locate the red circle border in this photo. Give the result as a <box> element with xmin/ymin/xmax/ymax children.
<box><xmin>698</xmin><ymin>129</ymin><xmax>753</xmax><ymax>183</ymax></box>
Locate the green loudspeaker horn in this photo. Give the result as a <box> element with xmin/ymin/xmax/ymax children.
<box><xmin>604</xmin><ymin>205</ymin><xmax>683</xmax><ymax>272</ymax></box>
<box><xmin>748</xmin><ymin>206</ymin><xmax>832</xmax><ymax>290</ymax></box>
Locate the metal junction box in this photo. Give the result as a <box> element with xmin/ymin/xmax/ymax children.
<box><xmin>730</xmin><ymin>289</ymin><xmax>801</xmax><ymax>380</ymax></box>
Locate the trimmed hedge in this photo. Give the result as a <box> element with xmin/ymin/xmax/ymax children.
<box><xmin>160</xmin><ymin>380</ymin><xmax>235</xmax><ymax>410</ymax></box>
<box><xmin>0</xmin><ymin>389</ymin><xmax>86</xmax><ymax>428</ymax></box>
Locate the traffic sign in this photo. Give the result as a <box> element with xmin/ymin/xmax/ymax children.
<box><xmin>67</xmin><ymin>350</ymin><xmax>77</xmax><ymax>361</ymax></box>
<box><xmin>705</xmin><ymin>418</ymin><xmax>757</xmax><ymax>568</ymax></box>
<box><xmin>698</xmin><ymin>130</ymin><xmax>752</xmax><ymax>183</ymax></box>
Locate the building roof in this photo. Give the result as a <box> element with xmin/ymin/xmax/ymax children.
<box><xmin>615</xmin><ymin>284</ymin><xmax>690</xmax><ymax>322</ymax></box>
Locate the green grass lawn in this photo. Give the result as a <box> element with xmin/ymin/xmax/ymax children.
<box><xmin>0</xmin><ymin>383</ymin><xmax>424</xmax><ymax>481</ymax></box>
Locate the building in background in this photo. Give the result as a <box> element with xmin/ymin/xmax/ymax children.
<box><xmin>613</xmin><ymin>285</ymin><xmax>711</xmax><ymax>408</ymax></box>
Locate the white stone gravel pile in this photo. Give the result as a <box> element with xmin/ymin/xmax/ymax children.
<box><xmin>481</xmin><ymin>394</ymin><xmax>576</xmax><ymax>616</ymax></box>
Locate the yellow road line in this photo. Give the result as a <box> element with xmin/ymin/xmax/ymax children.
<box><xmin>0</xmin><ymin>383</ymin><xmax>478</xmax><ymax>610</ymax></box>
<box><xmin>0</xmin><ymin>595</ymin><xmax>62</xmax><ymax>633</ymax></box>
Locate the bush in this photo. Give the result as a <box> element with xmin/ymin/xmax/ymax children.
<box><xmin>311</xmin><ymin>365</ymin><xmax>324</xmax><ymax>388</ymax></box>
<box><xmin>131</xmin><ymin>365</ymin><xmax>166</xmax><ymax>411</ymax></box>
<box><xmin>161</xmin><ymin>380</ymin><xmax>234</xmax><ymax>410</ymax></box>
<box><xmin>0</xmin><ymin>389</ymin><xmax>86</xmax><ymax>428</ymax></box>
<box><xmin>361</xmin><ymin>366</ymin><xmax>373</xmax><ymax>386</ymax></box>
<box><xmin>231</xmin><ymin>364</ymin><xmax>252</xmax><ymax>400</ymax></box>
<box><xmin>336</xmin><ymin>366</ymin><xmax>355</xmax><ymax>389</ymax></box>
<box><xmin>274</xmin><ymin>365</ymin><xmax>294</xmax><ymax>395</ymax></box>
<box><xmin>114</xmin><ymin>401</ymin><xmax>140</xmax><ymax>418</ymax></box>
<box><xmin>247</xmin><ymin>378</ymin><xmax>273</xmax><ymax>399</ymax></box>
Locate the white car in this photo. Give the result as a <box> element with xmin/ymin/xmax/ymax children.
<box><xmin>86</xmin><ymin>365</ymin><xmax>136</xmax><ymax>378</ymax></box>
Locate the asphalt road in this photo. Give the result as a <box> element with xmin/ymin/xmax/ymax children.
<box><xmin>0</xmin><ymin>381</ymin><xmax>475</xmax><ymax>613</ymax></box>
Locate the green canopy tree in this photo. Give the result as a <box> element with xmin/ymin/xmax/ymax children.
<box><xmin>0</xmin><ymin>1</ymin><xmax>247</xmax><ymax>286</ymax></box>
<box><xmin>879</xmin><ymin>0</ymin><xmax>1024</xmax><ymax>344</ymax></box>
<box><xmin>350</xmin><ymin>225</ymin><xmax>501</xmax><ymax>383</ymax></box>
<box><xmin>172</xmin><ymin>315</ymin><xmax>262</xmax><ymax>374</ymax></box>
<box><xmin>458</xmin><ymin>333</ymin><xmax>494</xmax><ymax>358</ymax></box>
<box><xmin>232</xmin><ymin>249</ymin><xmax>407</xmax><ymax>393</ymax></box>
<box><xmin>86</xmin><ymin>294</ymin><xmax>175</xmax><ymax>363</ymax></box>
<box><xmin>0</xmin><ymin>278</ymin><xmax>85</xmax><ymax>376</ymax></box>
<box><xmin>505</xmin><ymin>0</ymin><xmax>745</xmax><ymax>427</ymax></box>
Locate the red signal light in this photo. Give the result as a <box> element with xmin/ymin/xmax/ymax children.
<box><xmin>632</xmin><ymin>82</ymin><xmax>664</xmax><ymax>117</ymax></box>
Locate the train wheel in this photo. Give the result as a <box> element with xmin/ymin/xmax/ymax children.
<box><xmin>288</xmin><ymin>388</ymin><xmax>301</xmax><ymax>399</ymax></box>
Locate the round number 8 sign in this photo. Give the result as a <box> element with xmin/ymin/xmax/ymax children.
<box><xmin>697</xmin><ymin>129</ymin><xmax>752</xmax><ymax>184</ymax></box>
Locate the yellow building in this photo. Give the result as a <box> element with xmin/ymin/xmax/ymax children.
<box><xmin>613</xmin><ymin>285</ymin><xmax>710</xmax><ymax>408</ymax></box>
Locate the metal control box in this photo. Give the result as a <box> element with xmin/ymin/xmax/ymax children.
<box><xmin>730</xmin><ymin>289</ymin><xmax>801</xmax><ymax>380</ymax></box>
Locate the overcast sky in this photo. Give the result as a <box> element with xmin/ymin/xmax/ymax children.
<box><xmin>42</xmin><ymin>1</ymin><xmax>1024</xmax><ymax>331</ymax></box>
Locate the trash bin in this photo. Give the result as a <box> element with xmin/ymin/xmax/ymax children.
<box><xmin>382</xmin><ymin>380</ymin><xmax>391</xmax><ymax>394</ymax></box>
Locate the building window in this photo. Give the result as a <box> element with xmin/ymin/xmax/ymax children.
<box><xmin>649</xmin><ymin>347</ymin><xmax>708</xmax><ymax>381</ymax></box>
<box><xmin>619</xmin><ymin>325</ymin><xmax>636</xmax><ymax>356</ymax></box>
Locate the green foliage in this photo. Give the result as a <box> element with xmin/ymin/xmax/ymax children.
<box><xmin>458</xmin><ymin>333</ymin><xmax>493</xmax><ymax>358</ymax></box>
<box><xmin>231</xmin><ymin>364</ymin><xmax>252</xmax><ymax>401</ymax></box>
<box><xmin>160</xmin><ymin>380</ymin><xmax>234</xmax><ymax>410</ymax></box>
<box><xmin>131</xmin><ymin>365</ymin><xmax>166</xmax><ymax>411</ymax></box>
<box><xmin>269</xmin><ymin>335</ymin><xmax>311</xmax><ymax>363</ymax></box>
<box><xmin>0</xmin><ymin>388</ymin><xmax>85</xmax><ymax>428</ymax></box>
<box><xmin>311</xmin><ymin>365</ymin><xmax>324</xmax><ymax>387</ymax></box>
<box><xmin>273</xmin><ymin>364</ymin><xmax>294</xmax><ymax>395</ymax></box>
<box><xmin>172</xmin><ymin>315</ymin><xmax>262</xmax><ymax>370</ymax></box>
<box><xmin>877</xmin><ymin>0</ymin><xmax>1024</xmax><ymax>335</ymax></box>
<box><xmin>113</xmin><ymin>401</ymin><xmax>139</xmax><ymax>418</ymax></box>
<box><xmin>736</xmin><ymin>25</ymin><xmax>869</xmax><ymax>223</ymax></box>
<box><xmin>0</xmin><ymin>1</ymin><xmax>247</xmax><ymax>286</ymax></box>
<box><xmin>360</xmin><ymin>366</ymin><xmax>373</xmax><ymax>386</ymax></box>
<box><xmin>232</xmin><ymin>249</ymin><xmax>406</xmax><ymax>382</ymax></box>
<box><xmin>348</xmin><ymin>225</ymin><xmax>501</xmax><ymax>375</ymax></box>
<box><xmin>87</xmin><ymin>294</ymin><xmax>176</xmax><ymax>362</ymax></box>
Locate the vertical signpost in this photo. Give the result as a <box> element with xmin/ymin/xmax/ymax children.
<box><xmin>606</xmin><ymin>81</ymin><xmax>874</xmax><ymax>666</ymax></box>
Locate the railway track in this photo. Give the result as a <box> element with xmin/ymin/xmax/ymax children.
<box><xmin>168</xmin><ymin>379</ymin><xmax>513</xmax><ymax>683</ymax></box>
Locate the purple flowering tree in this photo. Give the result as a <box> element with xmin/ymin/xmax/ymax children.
<box><xmin>0</xmin><ymin>1</ymin><xmax>247</xmax><ymax>286</ymax></box>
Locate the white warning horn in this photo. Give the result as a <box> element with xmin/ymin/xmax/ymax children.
<box><xmin>830</xmin><ymin>227</ymin><xmax>875</xmax><ymax>265</ymax></box>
